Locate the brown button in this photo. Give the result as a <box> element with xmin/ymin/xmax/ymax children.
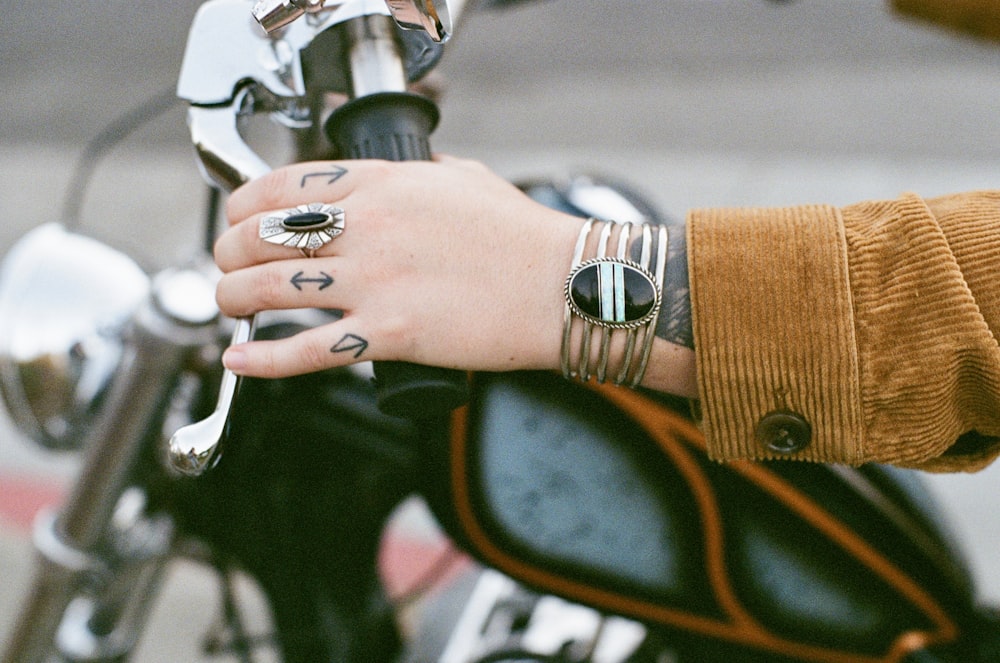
<box><xmin>755</xmin><ymin>410</ymin><xmax>812</xmax><ymax>454</ymax></box>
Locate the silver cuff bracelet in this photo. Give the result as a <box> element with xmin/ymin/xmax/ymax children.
<box><xmin>561</xmin><ymin>218</ymin><xmax>667</xmax><ymax>387</ymax></box>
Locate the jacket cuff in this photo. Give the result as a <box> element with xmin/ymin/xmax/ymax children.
<box><xmin>688</xmin><ymin>204</ymin><xmax>862</xmax><ymax>464</ymax></box>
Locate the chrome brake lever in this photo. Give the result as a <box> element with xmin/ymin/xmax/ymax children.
<box><xmin>168</xmin><ymin>0</ymin><xmax>304</xmax><ymax>476</ymax></box>
<box><xmin>167</xmin><ymin>317</ymin><xmax>255</xmax><ymax>476</ymax></box>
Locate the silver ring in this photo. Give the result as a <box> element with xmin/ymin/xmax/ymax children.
<box><xmin>259</xmin><ymin>203</ymin><xmax>345</xmax><ymax>258</ymax></box>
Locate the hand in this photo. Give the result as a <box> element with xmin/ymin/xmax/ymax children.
<box><xmin>214</xmin><ymin>155</ymin><xmax>584</xmax><ymax>379</ymax></box>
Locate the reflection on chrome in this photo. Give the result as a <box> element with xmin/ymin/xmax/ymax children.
<box><xmin>0</xmin><ymin>224</ymin><xmax>150</xmax><ymax>449</ymax></box>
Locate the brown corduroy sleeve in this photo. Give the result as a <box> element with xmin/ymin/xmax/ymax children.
<box><xmin>688</xmin><ymin>191</ymin><xmax>1000</xmax><ymax>472</ymax></box>
<box><xmin>892</xmin><ymin>0</ymin><xmax>1000</xmax><ymax>43</ymax></box>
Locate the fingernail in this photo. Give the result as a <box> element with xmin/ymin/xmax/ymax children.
<box><xmin>223</xmin><ymin>348</ymin><xmax>247</xmax><ymax>372</ymax></box>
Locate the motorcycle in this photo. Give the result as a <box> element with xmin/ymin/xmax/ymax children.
<box><xmin>2</xmin><ymin>0</ymin><xmax>1000</xmax><ymax>661</ymax></box>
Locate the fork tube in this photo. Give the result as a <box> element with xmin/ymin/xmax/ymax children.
<box><xmin>2</xmin><ymin>304</ymin><xmax>200</xmax><ymax>663</ymax></box>
<box><xmin>61</xmin><ymin>321</ymin><xmax>190</xmax><ymax>546</ymax></box>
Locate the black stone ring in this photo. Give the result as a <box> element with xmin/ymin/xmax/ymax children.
<box><xmin>259</xmin><ymin>203</ymin><xmax>345</xmax><ymax>258</ymax></box>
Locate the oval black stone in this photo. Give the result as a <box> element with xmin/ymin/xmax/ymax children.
<box><xmin>282</xmin><ymin>211</ymin><xmax>331</xmax><ymax>231</ymax></box>
<box><xmin>568</xmin><ymin>261</ymin><xmax>657</xmax><ymax>326</ymax></box>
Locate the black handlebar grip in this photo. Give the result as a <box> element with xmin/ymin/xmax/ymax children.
<box><xmin>324</xmin><ymin>92</ymin><xmax>469</xmax><ymax>418</ymax></box>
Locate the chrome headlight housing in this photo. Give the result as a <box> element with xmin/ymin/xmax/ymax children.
<box><xmin>0</xmin><ymin>224</ymin><xmax>150</xmax><ymax>450</ymax></box>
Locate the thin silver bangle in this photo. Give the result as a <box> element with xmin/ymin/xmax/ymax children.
<box><xmin>629</xmin><ymin>224</ymin><xmax>668</xmax><ymax>387</ymax></box>
<box><xmin>615</xmin><ymin>222</ymin><xmax>651</xmax><ymax>384</ymax></box>
<box><xmin>561</xmin><ymin>218</ymin><xmax>597</xmax><ymax>379</ymax></box>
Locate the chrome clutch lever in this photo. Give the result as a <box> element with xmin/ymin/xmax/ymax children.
<box><xmin>169</xmin><ymin>1</ymin><xmax>287</xmax><ymax>477</ymax></box>
<box><xmin>168</xmin><ymin>316</ymin><xmax>255</xmax><ymax>475</ymax></box>
<box><xmin>167</xmin><ymin>98</ymin><xmax>269</xmax><ymax>476</ymax></box>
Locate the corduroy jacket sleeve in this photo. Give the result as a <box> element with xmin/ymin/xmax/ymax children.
<box><xmin>892</xmin><ymin>0</ymin><xmax>1000</xmax><ymax>43</ymax></box>
<box><xmin>688</xmin><ymin>191</ymin><xmax>1000</xmax><ymax>472</ymax></box>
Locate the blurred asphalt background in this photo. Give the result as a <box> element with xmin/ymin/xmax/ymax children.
<box><xmin>4</xmin><ymin>0</ymin><xmax>1000</xmax><ymax>659</ymax></box>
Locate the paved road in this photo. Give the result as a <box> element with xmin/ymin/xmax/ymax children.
<box><xmin>3</xmin><ymin>0</ymin><xmax>1000</xmax><ymax>659</ymax></box>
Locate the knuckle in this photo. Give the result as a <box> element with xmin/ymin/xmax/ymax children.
<box><xmin>375</xmin><ymin>313</ymin><xmax>416</xmax><ymax>361</ymax></box>
<box><xmin>216</xmin><ymin>281</ymin><xmax>251</xmax><ymax>318</ymax></box>
<box><xmin>257</xmin><ymin>348</ymin><xmax>282</xmax><ymax>378</ymax></box>
<box><xmin>213</xmin><ymin>236</ymin><xmax>235</xmax><ymax>273</ymax></box>
<box><xmin>223</xmin><ymin>190</ymin><xmax>245</xmax><ymax>225</ymax></box>
<box><xmin>216</xmin><ymin>213</ymin><xmax>263</xmax><ymax>271</ymax></box>
<box><xmin>366</xmin><ymin>159</ymin><xmax>397</xmax><ymax>181</ymax></box>
<box><xmin>299</xmin><ymin>336</ymin><xmax>333</xmax><ymax>371</ymax></box>
<box><xmin>255</xmin><ymin>268</ymin><xmax>288</xmax><ymax>308</ymax></box>
<box><xmin>232</xmin><ymin>222</ymin><xmax>259</xmax><ymax>265</ymax></box>
<box><xmin>227</xmin><ymin>169</ymin><xmax>293</xmax><ymax>223</ymax></box>
<box><xmin>214</xmin><ymin>281</ymin><xmax>234</xmax><ymax>316</ymax></box>
<box><xmin>255</xmin><ymin>168</ymin><xmax>295</xmax><ymax>212</ymax></box>
<box><xmin>459</xmin><ymin>156</ymin><xmax>486</xmax><ymax>171</ymax></box>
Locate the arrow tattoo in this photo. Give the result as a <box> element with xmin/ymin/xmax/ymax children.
<box><xmin>291</xmin><ymin>271</ymin><xmax>334</xmax><ymax>291</ymax></box>
<box><xmin>300</xmin><ymin>165</ymin><xmax>348</xmax><ymax>188</ymax></box>
<box><xmin>331</xmin><ymin>333</ymin><xmax>369</xmax><ymax>359</ymax></box>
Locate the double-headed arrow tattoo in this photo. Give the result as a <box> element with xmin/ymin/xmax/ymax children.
<box><xmin>291</xmin><ymin>271</ymin><xmax>334</xmax><ymax>291</ymax></box>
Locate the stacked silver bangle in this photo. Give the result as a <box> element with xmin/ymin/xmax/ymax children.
<box><xmin>561</xmin><ymin>218</ymin><xmax>667</xmax><ymax>387</ymax></box>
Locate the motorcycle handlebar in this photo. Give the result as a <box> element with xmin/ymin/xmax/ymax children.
<box><xmin>325</xmin><ymin>91</ymin><xmax>469</xmax><ymax>418</ymax></box>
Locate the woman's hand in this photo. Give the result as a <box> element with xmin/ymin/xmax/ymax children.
<box><xmin>214</xmin><ymin>155</ymin><xmax>584</xmax><ymax>379</ymax></box>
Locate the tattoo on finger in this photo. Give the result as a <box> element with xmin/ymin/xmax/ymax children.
<box><xmin>291</xmin><ymin>271</ymin><xmax>334</xmax><ymax>291</ymax></box>
<box><xmin>331</xmin><ymin>333</ymin><xmax>369</xmax><ymax>359</ymax></box>
<box><xmin>301</xmin><ymin>165</ymin><xmax>348</xmax><ymax>188</ymax></box>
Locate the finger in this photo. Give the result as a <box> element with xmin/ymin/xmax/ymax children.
<box><xmin>226</xmin><ymin>160</ymin><xmax>366</xmax><ymax>224</ymax></box>
<box><xmin>215</xmin><ymin>211</ymin><xmax>296</xmax><ymax>272</ymax></box>
<box><xmin>222</xmin><ymin>322</ymin><xmax>375</xmax><ymax>378</ymax></box>
<box><xmin>215</xmin><ymin>257</ymin><xmax>359</xmax><ymax>318</ymax></box>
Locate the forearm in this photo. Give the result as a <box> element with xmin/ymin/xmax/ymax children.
<box><xmin>215</xmin><ymin>157</ymin><xmax>1000</xmax><ymax>473</ymax></box>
